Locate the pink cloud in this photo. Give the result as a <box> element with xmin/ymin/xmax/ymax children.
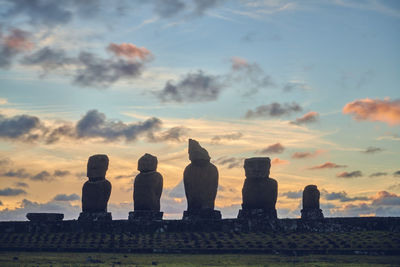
<box><xmin>291</xmin><ymin>111</ymin><xmax>319</xmax><ymax>125</ymax></box>
<box><xmin>309</xmin><ymin>162</ymin><xmax>347</xmax><ymax>170</ymax></box>
<box><xmin>292</xmin><ymin>149</ymin><xmax>325</xmax><ymax>159</ymax></box>
<box><xmin>3</xmin><ymin>29</ymin><xmax>33</xmax><ymax>51</ymax></box>
<box><xmin>271</xmin><ymin>158</ymin><xmax>289</xmax><ymax>165</ymax></box>
<box><xmin>231</xmin><ymin>56</ymin><xmax>249</xmax><ymax>70</ymax></box>
<box><xmin>107</xmin><ymin>43</ymin><xmax>151</xmax><ymax>60</ymax></box>
<box><xmin>343</xmin><ymin>98</ymin><xmax>400</xmax><ymax>126</ymax></box>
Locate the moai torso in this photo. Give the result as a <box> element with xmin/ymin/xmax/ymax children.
<box><xmin>302</xmin><ymin>185</ymin><xmax>320</xmax><ymax>210</ymax></box>
<box><xmin>183</xmin><ymin>139</ymin><xmax>219</xmax><ymax>211</ymax></box>
<box><xmin>134</xmin><ymin>153</ymin><xmax>163</xmax><ymax>211</ymax></box>
<box><xmin>241</xmin><ymin>157</ymin><xmax>277</xmax><ymax>210</ymax></box>
<box><xmin>82</xmin><ymin>154</ymin><xmax>112</xmax><ymax>212</ymax></box>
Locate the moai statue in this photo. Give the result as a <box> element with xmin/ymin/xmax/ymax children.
<box><xmin>301</xmin><ymin>185</ymin><xmax>324</xmax><ymax>220</ymax></box>
<box><xmin>238</xmin><ymin>157</ymin><xmax>278</xmax><ymax>220</ymax></box>
<box><xmin>78</xmin><ymin>154</ymin><xmax>112</xmax><ymax>222</ymax></box>
<box><xmin>182</xmin><ymin>139</ymin><xmax>221</xmax><ymax>220</ymax></box>
<box><xmin>129</xmin><ymin>153</ymin><xmax>163</xmax><ymax>221</ymax></box>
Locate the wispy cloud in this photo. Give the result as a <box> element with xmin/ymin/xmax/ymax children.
<box><xmin>336</xmin><ymin>171</ymin><xmax>363</xmax><ymax>178</ymax></box>
<box><xmin>257</xmin><ymin>142</ymin><xmax>285</xmax><ymax>154</ymax></box>
<box><xmin>309</xmin><ymin>162</ymin><xmax>347</xmax><ymax>170</ymax></box>
<box><xmin>0</xmin><ymin>187</ymin><xmax>26</xmax><ymax>196</ymax></box>
<box><xmin>291</xmin><ymin>149</ymin><xmax>324</xmax><ymax>159</ymax></box>
<box><xmin>290</xmin><ymin>111</ymin><xmax>319</xmax><ymax>125</ymax></box>
<box><xmin>361</xmin><ymin>146</ymin><xmax>384</xmax><ymax>154</ymax></box>
<box><xmin>245</xmin><ymin>102</ymin><xmax>302</xmax><ymax>119</ymax></box>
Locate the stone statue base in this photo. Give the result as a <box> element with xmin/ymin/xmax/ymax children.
<box><xmin>301</xmin><ymin>208</ymin><xmax>324</xmax><ymax>220</ymax></box>
<box><xmin>78</xmin><ymin>212</ymin><xmax>112</xmax><ymax>222</ymax></box>
<box><xmin>26</xmin><ymin>213</ymin><xmax>64</xmax><ymax>222</ymax></box>
<box><xmin>182</xmin><ymin>209</ymin><xmax>222</xmax><ymax>221</ymax></box>
<box><xmin>128</xmin><ymin>211</ymin><xmax>163</xmax><ymax>221</ymax></box>
<box><xmin>237</xmin><ymin>208</ymin><xmax>277</xmax><ymax>220</ymax></box>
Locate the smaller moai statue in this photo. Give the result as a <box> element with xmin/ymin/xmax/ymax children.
<box><xmin>78</xmin><ymin>154</ymin><xmax>112</xmax><ymax>222</ymax></box>
<box><xmin>238</xmin><ymin>157</ymin><xmax>278</xmax><ymax>220</ymax></box>
<box><xmin>182</xmin><ymin>139</ymin><xmax>221</xmax><ymax>220</ymax></box>
<box><xmin>301</xmin><ymin>185</ymin><xmax>324</xmax><ymax>220</ymax></box>
<box><xmin>129</xmin><ymin>153</ymin><xmax>163</xmax><ymax>221</ymax></box>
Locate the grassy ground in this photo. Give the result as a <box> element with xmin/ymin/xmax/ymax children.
<box><xmin>0</xmin><ymin>252</ymin><xmax>400</xmax><ymax>266</ymax></box>
<box><xmin>1</xmin><ymin>231</ymin><xmax>399</xmax><ymax>253</ymax></box>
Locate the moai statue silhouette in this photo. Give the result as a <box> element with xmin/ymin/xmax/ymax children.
<box><xmin>301</xmin><ymin>185</ymin><xmax>324</xmax><ymax>220</ymax></box>
<box><xmin>129</xmin><ymin>153</ymin><xmax>163</xmax><ymax>221</ymax></box>
<box><xmin>238</xmin><ymin>157</ymin><xmax>278</xmax><ymax>220</ymax></box>
<box><xmin>183</xmin><ymin>139</ymin><xmax>221</xmax><ymax>220</ymax></box>
<box><xmin>79</xmin><ymin>154</ymin><xmax>112</xmax><ymax>221</ymax></box>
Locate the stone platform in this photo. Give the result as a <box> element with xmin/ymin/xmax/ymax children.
<box><xmin>182</xmin><ymin>209</ymin><xmax>222</xmax><ymax>221</ymax></box>
<box><xmin>128</xmin><ymin>211</ymin><xmax>163</xmax><ymax>221</ymax></box>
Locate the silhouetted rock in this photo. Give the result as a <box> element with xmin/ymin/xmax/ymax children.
<box><xmin>130</xmin><ymin>153</ymin><xmax>163</xmax><ymax>221</ymax></box>
<box><xmin>183</xmin><ymin>139</ymin><xmax>221</xmax><ymax>220</ymax></box>
<box><xmin>238</xmin><ymin>157</ymin><xmax>278</xmax><ymax>220</ymax></box>
<box><xmin>26</xmin><ymin>213</ymin><xmax>63</xmax><ymax>222</ymax></box>
<box><xmin>79</xmin><ymin>154</ymin><xmax>112</xmax><ymax>221</ymax></box>
<box><xmin>301</xmin><ymin>185</ymin><xmax>324</xmax><ymax>220</ymax></box>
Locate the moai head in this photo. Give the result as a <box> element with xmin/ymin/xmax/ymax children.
<box><xmin>138</xmin><ymin>153</ymin><xmax>158</xmax><ymax>173</ymax></box>
<box><xmin>188</xmin><ymin>139</ymin><xmax>210</xmax><ymax>165</ymax></box>
<box><xmin>303</xmin><ymin>184</ymin><xmax>320</xmax><ymax>209</ymax></box>
<box><xmin>87</xmin><ymin>154</ymin><xmax>109</xmax><ymax>180</ymax></box>
<box><xmin>244</xmin><ymin>157</ymin><xmax>270</xmax><ymax>179</ymax></box>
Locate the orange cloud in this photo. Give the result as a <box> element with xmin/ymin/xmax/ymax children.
<box><xmin>343</xmin><ymin>98</ymin><xmax>400</xmax><ymax>126</ymax></box>
<box><xmin>309</xmin><ymin>162</ymin><xmax>347</xmax><ymax>170</ymax></box>
<box><xmin>231</xmin><ymin>56</ymin><xmax>249</xmax><ymax>70</ymax></box>
<box><xmin>107</xmin><ymin>43</ymin><xmax>151</xmax><ymax>60</ymax></box>
<box><xmin>4</xmin><ymin>29</ymin><xmax>33</xmax><ymax>51</ymax></box>
<box><xmin>271</xmin><ymin>158</ymin><xmax>289</xmax><ymax>165</ymax></box>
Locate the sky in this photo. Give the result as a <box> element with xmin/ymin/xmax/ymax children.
<box><xmin>0</xmin><ymin>0</ymin><xmax>399</xmax><ymax>221</ymax></box>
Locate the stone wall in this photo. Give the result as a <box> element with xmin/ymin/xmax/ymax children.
<box><xmin>1</xmin><ymin>217</ymin><xmax>399</xmax><ymax>234</ymax></box>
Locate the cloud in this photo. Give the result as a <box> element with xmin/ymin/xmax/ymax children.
<box><xmin>0</xmin><ymin>168</ymin><xmax>72</xmax><ymax>181</ymax></box>
<box><xmin>323</xmin><ymin>190</ymin><xmax>368</xmax><ymax>202</ymax></box>
<box><xmin>291</xmin><ymin>150</ymin><xmax>323</xmax><ymax>159</ymax></box>
<box><xmin>336</xmin><ymin>171</ymin><xmax>363</xmax><ymax>178</ymax></box>
<box><xmin>271</xmin><ymin>158</ymin><xmax>289</xmax><ymax>165</ymax></box>
<box><xmin>371</xmin><ymin>191</ymin><xmax>400</xmax><ymax>206</ymax></box>
<box><xmin>0</xmin><ymin>187</ymin><xmax>26</xmax><ymax>196</ymax></box>
<box><xmin>213</xmin><ymin>156</ymin><xmax>244</xmax><ymax>169</ymax></box>
<box><xmin>107</xmin><ymin>43</ymin><xmax>151</xmax><ymax>60</ymax></box>
<box><xmin>257</xmin><ymin>142</ymin><xmax>285</xmax><ymax>154</ymax></box>
<box><xmin>76</xmin><ymin>109</ymin><xmax>162</xmax><ymax>142</ymax></box>
<box><xmin>394</xmin><ymin>170</ymin><xmax>400</xmax><ymax>177</ymax></box>
<box><xmin>369</xmin><ymin>172</ymin><xmax>388</xmax><ymax>177</ymax></box>
<box><xmin>343</xmin><ymin>98</ymin><xmax>400</xmax><ymax>126</ymax></box>
<box><xmin>14</xmin><ymin>182</ymin><xmax>29</xmax><ymax>188</ymax></box>
<box><xmin>153</xmin><ymin>0</ymin><xmax>186</xmax><ymax>18</ymax></box>
<box><xmin>283</xmin><ymin>82</ymin><xmax>310</xmax><ymax>92</ymax></box>
<box><xmin>53</xmin><ymin>193</ymin><xmax>80</xmax><ymax>201</ymax></box>
<box><xmin>0</xmin><ymin>28</ymin><xmax>33</xmax><ymax>68</ymax></box>
<box><xmin>31</xmin><ymin>171</ymin><xmax>51</xmax><ymax>181</ymax></box>
<box><xmin>20</xmin><ymin>46</ymin><xmax>73</xmax><ymax>73</ymax></box>
<box><xmin>309</xmin><ymin>162</ymin><xmax>347</xmax><ymax>170</ymax></box>
<box><xmin>0</xmin><ymin>198</ymin><xmax>80</xmax><ymax>221</ymax></box>
<box><xmin>211</xmin><ymin>132</ymin><xmax>243</xmax><ymax>143</ymax></box>
<box><xmin>21</xmin><ymin>43</ymin><xmax>151</xmax><ymax>88</ymax></box>
<box><xmin>230</xmin><ymin>57</ymin><xmax>274</xmax><ymax>95</ymax></box>
<box><xmin>0</xmin><ymin>113</ymin><xmax>42</xmax><ymax>141</ymax></box>
<box><xmin>281</xmin><ymin>190</ymin><xmax>302</xmax><ymax>199</ymax></box>
<box><xmin>150</xmin><ymin>0</ymin><xmax>223</xmax><ymax>18</ymax></box>
<box><xmin>290</xmin><ymin>111</ymin><xmax>319</xmax><ymax>125</ymax></box>
<box><xmin>74</xmin><ymin>51</ymin><xmax>146</xmax><ymax>87</ymax></box>
<box><xmin>245</xmin><ymin>102</ymin><xmax>302</xmax><ymax>118</ymax></box>
<box><xmin>1</xmin><ymin>168</ymin><xmax>30</xmax><ymax>179</ymax></box>
<box><xmin>362</xmin><ymin>146</ymin><xmax>384</xmax><ymax>154</ymax></box>
<box><xmin>377</xmin><ymin>134</ymin><xmax>400</xmax><ymax>141</ymax></box>
<box><xmin>147</xmin><ymin>126</ymin><xmax>188</xmax><ymax>142</ymax></box>
<box><xmin>158</xmin><ymin>70</ymin><xmax>224</xmax><ymax>102</ymax></box>
<box><xmin>0</xmin><ymin>201</ymin><xmax>2</xmax><ymax>206</ymax></box>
